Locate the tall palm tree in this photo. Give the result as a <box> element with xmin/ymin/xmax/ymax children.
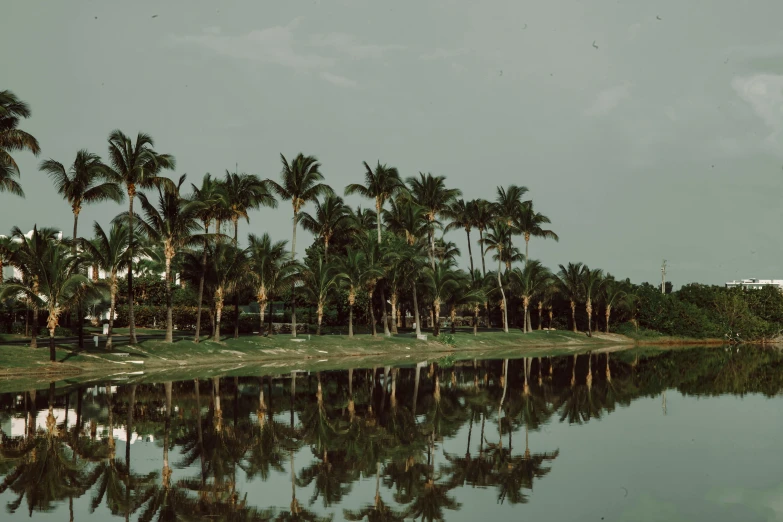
<box><xmin>222</xmin><ymin>170</ymin><xmax>277</xmax><ymax>243</ymax></box>
<box><xmin>299</xmin><ymin>194</ymin><xmax>351</xmax><ymax>262</ymax></box>
<box><xmin>105</xmin><ymin>130</ymin><xmax>175</xmax><ymax>344</ymax></box>
<box><xmin>203</xmin><ymin>243</ymin><xmax>249</xmax><ymax>341</ymax></box>
<box><xmin>1</xmin><ymin>228</ymin><xmax>98</xmax><ymax>361</ymax></box>
<box><xmin>582</xmin><ymin>267</ymin><xmax>604</xmax><ymax>336</ymax></box>
<box><xmin>495</xmin><ymin>185</ymin><xmax>529</xmax><ymax>226</ymax></box>
<box><xmin>337</xmin><ymin>248</ymin><xmax>366</xmax><ymax>337</ymax></box>
<box><xmin>511</xmin><ymin>260</ymin><xmax>552</xmax><ymax>333</ymax></box>
<box><xmin>0</xmin><ymin>90</ymin><xmax>40</xmax><ymax>197</ymax></box>
<box><xmin>136</xmin><ymin>174</ymin><xmax>202</xmax><ymax>342</ymax></box>
<box><xmin>266</xmin><ymin>153</ymin><xmax>332</xmax><ymax>338</ymax></box>
<box><xmin>345</xmin><ymin>161</ymin><xmax>404</xmax><ymax>243</ymax></box>
<box><xmin>405</xmin><ymin>172</ymin><xmax>461</xmax><ymax>269</ymax></box>
<box><xmin>348</xmin><ymin>204</ymin><xmax>377</xmax><ymax>234</ymax></box>
<box><xmin>301</xmin><ymin>254</ymin><xmax>340</xmax><ymax>335</ymax></box>
<box><xmin>515</xmin><ymin>201</ymin><xmax>558</xmax><ymax>262</ymax></box>
<box><xmin>443</xmin><ymin>199</ymin><xmax>477</xmax><ymax>278</ymax></box>
<box><xmin>247</xmin><ymin>233</ymin><xmax>292</xmax><ymax>335</ymax></box>
<box><xmin>383</xmin><ymin>195</ymin><xmax>428</xmax><ymax>247</ymax></box>
<box><xmin>39</xmin><ymin>150</ymin><xmax>124</xmax><ymax>250</ymax></box>
<box><xmin>556</xmin><ymin>262</ymin><xmax>584</xmax><ymax>333</ymax></box>
<box><xmin>602</xmin><ymin>275</ymin><xmax>627</xmax><ymax>333</ymax></box>
<box><xmin>81</xmin><ymin>222</ymin><xmax>131</xmax><ymax>349</ymax></box>
<box><xmin>472</xmin><ymin>199</ymin><xmax>493</xmax><ymax>277</ymax></box>
<box><xmin>483</xmin><ymin>221</ymin><xmax>513</xmax><ymax>332</ymax></box>
<box><xmin>358</xmin><ymin>234</ymin><xmax>386</xmax><ymax>337</ymax></box>
<box><xmin>189</xmin><ymin>173</ymin><xmax>226</xmax><ymax>342</ymax></box>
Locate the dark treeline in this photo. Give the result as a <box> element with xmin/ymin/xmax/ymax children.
<box><xmin>1</xmin><ymin>346</ymin><xmax>782</xmax><ymax>518</ymax></box>
<box><xmin>2</xmin><ymin>89</ymin><xmax>780</xmax><ymax>360</ymax></box>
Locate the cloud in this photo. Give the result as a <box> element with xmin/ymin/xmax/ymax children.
<box><xmin>584</xmin><ymin>82</ymin><xmax>632</xmax><ymax>116</ymax></box>
<box><xmin>732</xmin><ymin>74</ymin><xmax>783</xmax><ymax>136</ymax></box>
<box><xmin>419</xmin><ymin>48</ymin><xmax>467</xmax><ymax>60</ymax></box>
<box><xmin>172</xmin><ymin>21</ymin><xmax>402</xmax><ymax>87</ymax></box>
<box><xmin>320</xmin><ymin>72</ymin><xmax>358</xmax><ymax>88</ymax></box>
<box><xmin>310</xmin><ymin>32</ymin><xmax>404</xmax><ymax>59</ymax></box>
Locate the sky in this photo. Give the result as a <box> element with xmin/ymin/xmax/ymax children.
<box><xmin>3</xmin><ymin>0</ymin><xmax>783</xmax><ymax>287</ymax></box>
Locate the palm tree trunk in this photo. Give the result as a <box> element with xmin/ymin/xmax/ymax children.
<box><xmin>127</xmin><ymin>191</ymin><xmax>137</xmax><ymax>345</ymax></box>
<box><xmin>497</xmin><ymin>258</ymin><xmax>508</xmax><ymax>333</ymax></box>
<box><xmin>523</xmin><ymin>303</ymin><xmax>529</xmax><ymax>334</ymax></box>
<box><xmin>525</xmin><ymin>237</ymin><xmax>529</xmax><ymax>263</ymax></box>
<box><xmin>376</xmin><ymin>198</ymin><xmax>382</xmax><ymax>244</ymax></box>
<box><xmin>570</xmin><ymin>300</ymin><xmax>577</xmax><ymax>332</ymax></box>
<box><xmin>428</xmin><ymin>220</ymin><xmax>435</xmax><ymax>270</ymax></box>
<box><xmin>479</xmin><ymin>228</ymin><xmax>487</xmax><ymax>277</ymax></box>
<box><xmin>214</xmin><ymin>289</ymin><xmax>223</xmax><ymax>342</ymax></box>
<box><xmin>390</xmin><ymin>291</ymin><xmax>398</xmax><ymax>334</ymax></box>
<box><xmin>473</xmin><ymin>306</ymin><xmax>478</xmax><ymax>336</ymax></box>
<box><xmin>348</xmin><ymin>304</ymin><xmax>354</xmax><ymax>337</ymax></box>
<box><xmin>586</xmin><ymin>299</ymin><xmax>592</xmax><ymax>337</ymax></box>
<box><xmin>73</xmin><ymin>211</ymin><xmax>85</xmax><ymax>350</ymax></box>
<box><xmin>379</xmin><ymin>286</ymin><xmax>390</xmax><ymax>336</ymax></box>
<box><xmin>163</xmin><ymin>381</ymin><xmax>172</xmax><ymax>488</ymax></box>
<box><xmin>605</xmin><ymin>304</ymin><xmax>611</xmax><ymax>333</ymax></box>
<box><xmin>291</xmin><ymin>209</ymin><xmax>298</xmax><ymax>338</ymax></box>
<box><xmin>369</xmin><ymin>287</ymin><xmax>377</xmax><ymax>337</ymax></box>
<box><xmin>49</xmin><ymin>326</ymin><xmax>56</xmax><ymax>362</ymax></box>
<box><xmin>316</xmin><ymin>302</ymin><xmax>323</xmax><ymax>335</ymax></box>
<box><xmin>412</xmin><ymin>362</ymin><xmax>423</xmax><ymax>414</ymax></box>
<box><xmin>107</xmin><ymin>277</ymin><xmax>117</xmax><ymax>349</ymax></box>
<box><xmin>31</xmin><ymin>300</ymin><xmax>38</xmax><ymax>349</ymax></box>
<box><xmin>450</xmin><ymin>306</ymin><xmax>457</xmax><ymax>334</ymax></box>
<box><xmin>466</xmin><ymin>229</ymin><xmax>475</xmax><ymax>279</ymax></box>
<box><xmin>165</xmin><ymin>251</ymin><xmax>174</xmax><ymax>343</ymax></box>
<box><xmin>433</xmin><ymin>300</ymin><xmax>441</xmax><ymax>337</ymax></box>
<box><xmin>259</xmin><ymin>299</ymin><xmax>267</xmax><ymax>335</ymax></box>
<box><xmin>195</xmin><ymin>231</ymin><xmax>209</xmax><ymax>342</ymax></box>
<box><xmin>412</xmin><ymin>281</ymin><xmax>422</xmax><ymax>337</ymax></box>
<box><xmin>538</xmin><ymin>302</ymin><xmax>543</xmax><ymax>330</ymax></box>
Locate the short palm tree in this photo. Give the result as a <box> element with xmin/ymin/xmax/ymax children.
<box><xmin>472</xmin><ymin>199</ymin><xmax>494</xmax><ymax>277</ymax></box>
<box><xmin>1</xmin><ymin>228</ymin><xmax>98</xmax><ymax>361</ymax></box>
<box><xmin>136</xmin><ymin>175</ymin><xmax>202</xmax><ymax>342</ymax></box>
<box><xmin>582</xmin><ymin>267</ymin><xmax>604</xmax><ymax>335</ymax></box>
<box><xmin>299</xmin><ymin>194</ymin><xmax>351</xmax><ymax>262</ymax></box>
<box><xmin>247</xmin><ymin>233</ymin><xmax>291</xmax><ymax>335</ymax></box>
<box><xmin>405</xmin><ymin>172</ymin><xmax>461</xmax><ymax>269</ymax></box>
<box><xmin>81</xmin><ymin>222</ymin><xmax>131</xmax><ymax>349</ymax></box>
<box><xmin>222</xmin><ymin>170</ymin><xmax>277</xmax><ymax>243</ymax></box>
<box><xmin>189</xmin><ymin>173</ymin><xmax>227</xmax><ymax>342</ymax></box>
<box><xmin>443</xmin><ymin>270</ymin><xmax>484</xmax><ymax>335</ymax></box>
<box><xmin>510</xmin><ymin>260</ymin><xmax>552</xmax><ymax>333</ymax></box>
<box><xmin>0</xmin><ymin>90</ymin><xmax>40</xmax><ymax>197</ymax></box>
<box><xmin>104</xmin><ymin>130</ymin><xmax>175</xmax><ymax>344</ymax></box>
<box><xmin>483</xmin><ymin>221</ymin><xmax>513</xmax><ymax>332</ymax></box>
<box><xmin>207</xmin><ymin>243</ymin><xmax>249</xmax><ymax>341</ymax></box>
<box><xmin>345</xmin><ymin>161</ymin><xmax>404</xmax><ymax>243</ymax></box>
<box><xmin>266</xmin><ymin>153</ymin><xmax>332</xmax><ymax>338</ymax></box>
<box><xmin>39</xmin><ymin>150</ymin><xmax>124</xmax><ymax>248</ymax></box>
<box><xmin>423</xmin><ymin>260</ymin><xmax>460</xmax><ymax>337</ymax></box>
<box><xmin>515</xmin><ymin>201</ymin><xmax>558</xmax><ymax>261</ymax></box>
<box><xmin>337</xmin><ymin>248</ymin><xmax>366</xmax><ymax>337</ymax></box>
<box><xmin>358</xmin><ymin>233</ymin><xmax>385</xmax><ymax>337</ymax></box>
<box><xmin>601</xmin><ymin>275</ymin><xmax>627</xmax><ymax>333</ymax></box>
<box><xmin>556</xmin><ymin>262</ymin><xmax>585</xmax><ymax>333</ymax></box>
<box><xmin>301</xmin><ymin>255</ymin><xmax>340</xmax><ymax>335</ymax></box>
<box><xmin>443</xmin><ymin>199</ymin><xmax>477</xmax><ymax>277</ymax></box>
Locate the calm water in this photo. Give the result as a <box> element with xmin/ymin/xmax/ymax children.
<box><xmin>1</xmin><ymin>346</ymin><xmax>783</xmax><ymax>521</ymax></box>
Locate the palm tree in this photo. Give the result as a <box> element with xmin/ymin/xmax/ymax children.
<box><xmin>39</xmin><ymin>150</ymin><xmax>124</xmax><ymax>250</ymax></box>
<box><xmin>105</xmin><ymin>130</ymin><xmax>176</xmax><ymax>344</ymax></box>
<box><xmin>345</xmin><ymin>161</ymin><xmax>404</xmax><ymax>243</ymax></box>
<box><xmin>266</xmin><ymin>153</ymin><xmax>332</xmax><ymax>338</ymax></box>
<box><xmin>208</xmin><ymin>243</ymin><xmax>249</xmax><ymax>341</ymax></box>
<box><xmin>422</xmin><ymin>260</ymin><xmax>459</xmax><ymax>337</ymax></box>
<box><xmin>348</xmin><ymin>204</ymin><xmax>377</xmax><ymax>234</ymax></box>
<box><xmin>511</xmin><ymin>260</ymin><xmax>552</xmax><ymax>333</ymax></box>
<box><xmin>81</xmin><ymin>222</ymin><xmax>131</xmax><ymax>349</ymax></box>
<box><xmin>443</xmin><ymin>199</ymin><xmax>477</xmax><ymax>277</ymax></box>
<box><xmin>301</xmin><ymin>254</ymin><xmax>340</xmax><ymax>335</ymax></box>
<box><xmin>0</xmin><ymin>90</ymin><xmax>40</xmax><ymax>197</ymax></box>
<box><xmin>299</xmin><ymin>194</ymin><xmax>351</xmax><ymax>262</ymax></box>
<box><xmin>444</xmin><ymin>271</ymin><xmax>485</xmax><ymax>334</ymax></box>
<box><xmin>1</xmin><ymin>227</ymin><xmax>98</xmax><ymax>361</ymax></box>
<box><xmin>582</xmin><ymin>267</ymin><xmax>604</xmax><ymax>336</ymax></box>
<box><xmin>337</xmin><ymin>248</ymin><xmax>366</xmax><ymax>337</ymax></box>
<box><xmin>383</xmin><ymin>195</ymin><xmax>428</xmax><ymax>247</ymax></box>
<box><xmin>483</xmin><ymin>221</ymin><xmax>513</xmax><ymax>332</ymax></box>
<box><xmin>472</xmin><ymin>199</ymin><xmax>493</xmax><ymax>277</ymax></box>
<box><xmin>515</xmin><ymin>201</ymin><xmax>558</xmax><ymax>262</ymax></box>
<box><xmin>392</xmin><ymin>241</ymin><xmax>427</xmax><ymax>337</ymax></box>
<box><xmin>247</xmin><ymin>233</ymin><xmax>292</xmax><ymax>335</ymax></box>
<box><xmin>602</xmin><ymin>276</ymin><xmax>627</xmax><ymax>333</ymax></box>
<box><xmin>136</xmin><ymin>174</ymin><xmax>202</xmax><ymax>342</ymax></box>
<box><xmin>222</xmin><ymin>169</ymin><xmax>276</xmax><ymax>243</ymax></box>
<box><xmin>405</xmin><ymin>172</ymin><xmax>461</xmax><ymax>269</ymax></box>
<box><xmin>358</xmin><ymin>233</ymin><xmax>386</xmax><ymax>337</ymax></box>
<box><xmin>557</xmin><ymin>262</ymin><xmax>584</xmax><ymax>333</ymax></box>
<box><xmin>189</xmin><ymin>173</ymin><xmax>226</xmax><ymax>342</ymax></box>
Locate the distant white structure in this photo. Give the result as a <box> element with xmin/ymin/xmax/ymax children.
<box><xmin>725</xmin><ymin>278</ymin><xmax>783</xmax><ymax>290</ymax></box>
<box><xmin>1</xmin><ymin>230</ymin><xmax>64</xmax><ymax>280</ymax></box>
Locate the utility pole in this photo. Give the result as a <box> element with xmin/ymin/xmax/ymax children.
<box><xmin>661</xmin><ymin>259</ymin><xmax>667</xmax><ymax>294</ymax></box>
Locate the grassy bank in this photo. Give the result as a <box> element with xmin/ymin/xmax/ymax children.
<box><xmin>0</xmin><ymin>329</ymin><xmax>631</xmax><ymax>388</ymax></box>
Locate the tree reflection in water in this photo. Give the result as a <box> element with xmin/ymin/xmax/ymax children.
<box><xmin>1</xmin><ymin>345</ymin><xmax>783</xmax><ymax>520</ymax></box>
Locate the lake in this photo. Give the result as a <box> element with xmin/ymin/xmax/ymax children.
<box><xmin>1</xmin><ymin>346</ymin><xmax>782</xmax><ymax>521</ymax></box>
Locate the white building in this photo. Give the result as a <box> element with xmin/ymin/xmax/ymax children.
<box><xmin>725</xmin><ymin>278</ymin><xmax>783</xmax><ymax>290</ymax></box>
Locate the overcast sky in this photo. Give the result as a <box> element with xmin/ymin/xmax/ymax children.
<box><xmin>3</xmin><ymin>0</ymin><xmax>783</xmax><ymax>287</ymax></box>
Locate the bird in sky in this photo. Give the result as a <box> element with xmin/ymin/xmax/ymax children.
<box><xmin>592</xmin><ymin>40</ymin><xmax>599</xmax><ymax>49</ymax></box>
